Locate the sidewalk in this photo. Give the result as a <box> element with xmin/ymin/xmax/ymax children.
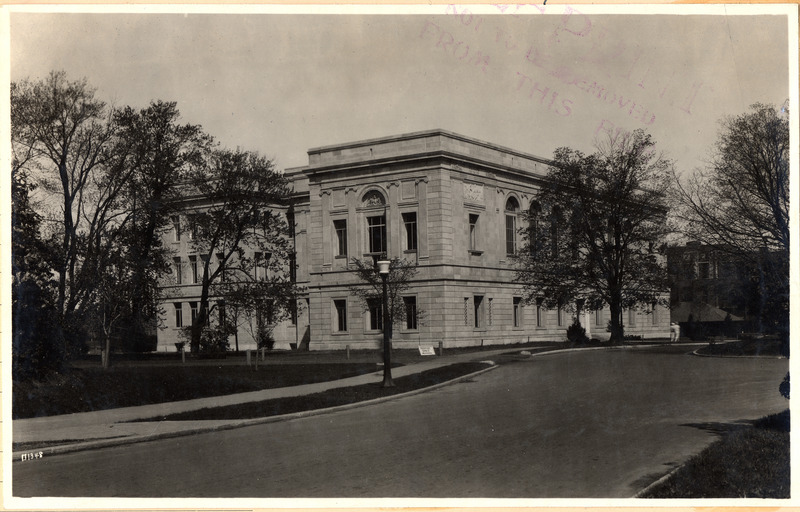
<box><xmin>12</xmin><ymin>347</ymin><xmax>516</xmax><ymax>457</ymax></box>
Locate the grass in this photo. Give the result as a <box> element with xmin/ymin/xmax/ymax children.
<box><xmin>13</xmin><ymin>363</ymin><xmax>393</xmax><ymax>419</ymax></box>
<box><xmin>132</xmin><ymin>361</ymin><xmax>492</xmax><ymax>422</ymax></box>
<box><xmin>695</xmin><ymin>337</ymin><xmax>786</xmax><ymax>357</ymax></box>
<box><xmin>641</xmin><ymin>409</ymin><xmax>790</xmax><ymax>499</ymax></box>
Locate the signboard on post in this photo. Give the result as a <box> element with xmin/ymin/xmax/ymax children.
<box><xmin>418</xmin><ymin>346</ymin><xmax>436</xmax><ymax>356</ymax></box>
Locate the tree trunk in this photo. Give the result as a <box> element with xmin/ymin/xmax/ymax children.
<box><xmin>608</xmin><ymin>296</ymin><xmax>624</xmax><ymax>344</ymax></box>
<box><xmin>190</xmin><ymin>319</ymin><xmax>202</xmax><ymax>354</ymax></box>
<box><xmin>102</xmin><ymin>335</ymin><xmax>111</xmax><ymax>369</ymax></box>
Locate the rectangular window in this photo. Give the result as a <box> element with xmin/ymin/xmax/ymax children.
<box><xmin>334</xmin><ymin>219</ymin><xmax>348</xmax><ymax>258</ymax></box>
<box><xmin>628</xmin><ymin>308</ymin><xmax>636</xmax><ymax>328</ymax></box>
<box><xmin>289</xmin><ymin>253</ymin><xmax>297</xmax><ymax>283</ymax></box>
<box><xmin>218</xmin><ymin>300</ymin><xmax>226</xmax><ymax>326</ymax></box>
<box><xmin>254</xmin><ymin>252</ymin><xmax>269</xmax><ymax>280</ymax></box>
<box><xmin>189</xmin><ymin>256</ymin><xmax>198</xmax><ymax>284</ymax></box>
<box><xmin>652</xmin><ymin>303</ymin><xmax>659</xmax><ymax>325</ymax></box>
<box><xmin>536</xmin><ymin>298</ymin><xmax>544</xmax><ymax>327</ymax></box>
<box><xmin>474</xmin><ymin>295</ymin><xmax>484</xmax><ymax>328</ymax></box>
<box><xmin>216</xmin><ymin>253</ymin><xmax>226</xmax><ymax>282</ymax></box>
<box><xmin>287</xmin><ymin>211</ymin><xmax>296</xmax><ymax>241</ymax></box>
<box><xmin>557</xmin><ymin>303</ymin><xmax>564</xmax><ymax>327</ymax></box>
<box><xmin>334</xmin><ymin>299</ymin><xmax>348</xmax><ymax>332</ymax></box>
<box><xmin>189</xmin><ymin>302</ymin><xmax>198</xmax><ymax>324</ymax></box>
<box><xmin>200</xmin><ymin>254</ymin><xmax>209</xmax><ymax>281</ymax></box>
<box><xmin>595</xmin><ymin>309</ymin><xmax>603</xmax><ymax>327</ymax></box>
<box><xmin>290</xmin><ymin>301</ymin><xmax>298</xmax><ymax>325</ymax></box>
<box><xmin>469</xmin><ymin>214</ymin><xmax>479</xmax><ymax>251</ymax></box>
<box><xmin>174</xmin><ymin>303</ymin><xmax>183</xmax><ymax>328</ymax></box>
<box><xmin>171</xmin><ymin>216</ymin><xmax>181</xmax><ymax>242</ymax></box>
<box><xmin>173</xmin><ymin>257</ymin><xmax>182</xmax><ymax>285</ymax></box>
<box><xmin>506</xmin><ymin>215</ymin><xmax>517</xmax><ymax>256</ymax></box>
<box><xmin>186</xmin><ymin>216</ymin><xmax>196</xmax><ymax>241</ymax></box>
<box><xmin>404</xmin><ymin>296</ymin><xmax>418</xmax><ymax>330</ymax></box>
<box><xmin>403</xmin><ymin>212</ymin><xmax>418</xmax><ymax>252</ymax></box>
<box><xmin>367</xmin><ymin>215</ymin><xmax>387</xmax><ymax>255</ymax></box>
<box><xmin>368</xmin><ymin>298</ymin><xmax>383</xmax><ymax>331</ymax></box>
<box><xmin>513</xmin><ymin>297</ymin><xmax>522</xmax><ymax>328</ymax></box>
<box><xmin>698</xmin><ymin>253</ymin><xmax>710</xmax><ymax>279</ymax></box>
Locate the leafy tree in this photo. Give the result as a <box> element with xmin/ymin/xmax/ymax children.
<box><xmin>179</xmin><ymin>148</ymin><xmax>296</xmax><ymax>353</ymax></box>
<box><xmin>673</xmin><ymin>103</ymin><xmax>789</xmax><ymax>336</ymax></box>
<box><xmin>515</xmin><ymin>129</ymin><xmax>672</xmax><ymax>343</ymax></box>
<box><xmin>111</xmin><ymin>101</ymin><xmax>213</xmax><ymax>350</ymax></box>
<box><xmin>11</xmin><ymin>166</ymin><xmax>64</xmax><ymax>379</ymax></box>
<box><xmin>348</xmin><ymin>257</ymin><xmax>423</xmax><ymax>338</ymax></box>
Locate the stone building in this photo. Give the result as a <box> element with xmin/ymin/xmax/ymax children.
<box><xmin>157</xmin><ymin>130</ymin><xmax>671</xmax><ymax>352</ymax></box>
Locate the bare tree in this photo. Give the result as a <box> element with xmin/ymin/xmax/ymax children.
<box><xmin>515</xmin><ymin>129</ymin><xmax>672</xmax><ymax>343</ymax></box>
<box><xmin>672</xmin><ymin>103</ymin><xmax>789</xmax><ymax>334</ymax></box>
<box><xmin>348</xmin><ymin>257</ymin><xmax>424</xmax><ymax>338</ymax></box>
<box><xmin>11</xmin><ymin>71</ymin><xmax>127</xmax><ymax>353</ymax></box>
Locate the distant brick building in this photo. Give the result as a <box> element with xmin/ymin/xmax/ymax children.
<box><xmin>665</xmin><ymin>241</ymin><xmax>781</xmax><ymax>337</ymax></box>
<box><xmin>157</xmin><ymin>130</ymin><xmax>671</xmax><ymax>352</ymax></box>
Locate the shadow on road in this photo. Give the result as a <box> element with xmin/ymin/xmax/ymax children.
<box><xmin>680</xmin><ymin>419</ymin><xmax>756</xmax><ymax>437</ymax></box>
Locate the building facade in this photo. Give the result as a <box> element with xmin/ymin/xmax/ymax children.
<box><xmin>157</xmin><ymin>130</ymin><xmax>671</xmax><ymax>352</ymax></box>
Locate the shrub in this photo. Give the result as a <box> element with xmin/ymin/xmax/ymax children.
<box><xmin>257</xmin><ymin>325</ymin><xmax>276</xmax><ymax>351</ymax></box>
<box><xmin>566</xmin><ymin>319</ymin><xmax>589</xmax><ymax>344</ymax></box>
<box><xmin>12</xmin><ymin>281</ymin><xmax>66</xmax><ymax>381</ymax></box>
<box><xmin>199</xmin><ymin>325</ymin><xmax>232</xmax><ymax>353</ymax></box>
<box><xmin>780</xmin><ymin>372</ymin><xmax>789</xmax><ymax>400</ymax></box>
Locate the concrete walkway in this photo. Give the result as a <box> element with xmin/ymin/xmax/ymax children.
<box><xmin>13</xmin><ymin>347</ymin><xmax>518</xmax><ymax>457</ymax></box>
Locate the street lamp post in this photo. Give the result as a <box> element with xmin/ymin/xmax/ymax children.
<box><xmin>377</xmin><ymin>257</ymin><xmax>394</xmax><ymax>387</ymax></box>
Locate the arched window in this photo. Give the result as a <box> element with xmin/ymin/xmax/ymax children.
<box><xmin>362</xmin><ymin>190</ymin><xmax>387</xmax><ymax>256</ymax></box>
<box><xmin>550</xmin><ymin>205</ymin><xmax>562</xmax><ymax>258</ymax></box>
<box><xmin>505</xmin><ymin>197</ymin><xmax>520</xmax><ymax>256</ymax></box>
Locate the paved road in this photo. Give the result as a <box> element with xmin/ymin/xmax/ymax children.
<box><xmin>12</xmin><ymin>345</ymin><xmax>788</xmax><ymax>498</ymax></box>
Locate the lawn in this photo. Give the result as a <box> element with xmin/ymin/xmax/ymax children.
<box><xmin>695</xmin><ymin>337</ymin><xmax>786</xmax><ymax>357</ymax></box>
<box><xmin>132</xmin><ymin>361</ymin><xmax>492</xmax><ymax>422</ymax></box>
<box><xmin>641</xmin><ymin>409</ymin><xmax>790</xmax><ymax>498</ymax></box>
<box><xmin>13</xmin><ymin>363</ymin><xmax>392</xmax><ymax>419</ymax></box>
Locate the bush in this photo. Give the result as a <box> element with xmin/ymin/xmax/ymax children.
<box><xmin>780</xmin><ymin>372</ymin><xmax>789</xmax><ymax>400</ymax></box>
<box><xmin>12</xmin><ymin>280</ymin><xmax>66</xmax><ymax>381</ymax></box>
<box><xmin>199</xmin><ymin>325</ymin><xmax>232</xmax><ymax>353</ymax></box>
<box><xmin>566</xmin><ymin>320</ymin><xmax>589</xmax><ymax>344</ymax></box>
<box><xmin>256</xmin><ymin>325</ymin><xmax>276</xmax><ymax>351</ymax></box>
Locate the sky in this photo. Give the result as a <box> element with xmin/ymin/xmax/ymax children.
<box><xmin>6</xmin><ymin>5</ymin><xmax>794</xmax><ymax>175</ymax></box>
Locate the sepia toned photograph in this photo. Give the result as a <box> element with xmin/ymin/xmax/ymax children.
<box><xmin>3</xmin><ymin>4</ymin><xmax>796</xmax><ymax>508</ymax></box>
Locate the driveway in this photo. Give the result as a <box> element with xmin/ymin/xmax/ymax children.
<box><xmin>12</xmin><ymin>344</ymin><xmax>788</xmax><ymax>499</ymax></box>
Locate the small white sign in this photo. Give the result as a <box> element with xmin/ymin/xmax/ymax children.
<box><xmin>418</xmin><ymin>346</ymin><xmax>436</xmax><ymax>356</ymax></box>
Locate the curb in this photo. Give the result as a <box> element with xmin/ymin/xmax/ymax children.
<box><xmin>12</xmin><ymin>363</ymin><xmax>499</xmax><ymax>460</ymax></box>
<box><xmin>691</xmin><ymin>347</ymin><xmax>787</xmax><ymax>359</ymax></box>
<box><xmin>633</xmin><ymin>463</ymin><xmax>685</xmax><ymax>498</ymax></box>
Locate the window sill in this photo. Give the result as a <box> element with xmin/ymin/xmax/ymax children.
<box><xmin>331</xmin><ymin>331</ymin><xmax>350</xmax><ymax>336</ymax></box>
<box><xmin>468</xmin><ymin>250</ymin><xmax>483</xmax><ymax>256</ymax></box>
